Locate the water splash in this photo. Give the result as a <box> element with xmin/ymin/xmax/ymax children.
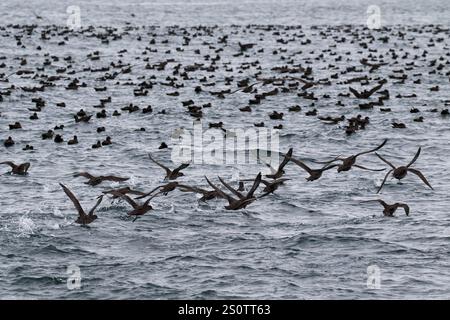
<box><xmin>16</xmin><ymin>216</ymin><xmax>37</xmax><ymax>237</ymax></box>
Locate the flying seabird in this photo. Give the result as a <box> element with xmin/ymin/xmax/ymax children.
<box><xmin>317</xmin><ymin>139</ymin><xmax>388</xmax><ymax>172</ymax></box>
<box><xmin>205</xmin><ymin>173</ymin><xmax>262</xmax><ymax>210</ymax></box>
<box><xmin>102</xmin><ymin>187</ymin><xmax>146</xmax><ymax>199</ymax></box>
<box><xmin>112</xmin><ymin>192</ymin><xmax>158</xmax><ymax>222</ymax></box>
<box><xmin>148</xmin><ymin>153</ymin><xmax>190</xmax><ymax>180</ymax></box>
<box><xmin>375</xmin><ymin>147</ymin><xmax>433</xmax><ymax>193</ymax></box>
<box><xmin>261</xmin><ymin>148</ymin><xmax>293</xmax><ymax>179</ymax></box>
<box><xmin>289</xmin><ymin>157</ymin><xmax>338</xmax><ymax>181</ymax></box>
<box><xmin>74</xmin><ymin>172</ymin><xmax>129</xmax><ymax>186</ymax></box>
<box><xmin>60</xmin><ymin>183</ymin><xmax>103</xmax><ymax>225</ymax></box>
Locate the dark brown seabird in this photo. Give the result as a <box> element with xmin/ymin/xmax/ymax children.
<box><xmin>176</xmin><ymin>184</ymin><xmax>219</xmax><ymax>202</ymax></box>
<box><xmin>263</xmin><ymin>148</ymin><xmax>293</xmax><ymax>179</ymax></box>
<box><xmin>205</xmin><ymin>173</ymin><xmax>262</xmax><ymax>210</ymax></box>
<box><xmin>102</xmin><ymin>187</ymin><xmax>146</xmax><ymax>199</ymax></box>
<box><xmin>60</xmin><ymin>183</ymin><xmax>103</xmax><ymax>225</ymax></box>
<box><xmin>135</xmin><ymin>181</ymin><xmax>180</xmax><ymax>199</ymax></box>
<box><xmin>258</xmin><ymin>178</ymin><xmax>290</xmax><ymax>197</ymax></box>
<box><xmin>1</xmin><ymin>161</ymin><xmax>30</xmax><ymax>175</ymax></box>
<box><xmin>112</xmin><ymin>192</ymin><xmax>158</xmax><ymax>222</ymax></box>
<box><xmin>349</xmin><ymin>83</ymin><xmax>383</xmax><ymax>99</ymax></box>
<box><xmin>289</xmin><ymin>157</ymin><xmax>338</xmax><ymax>181</ymax></box>
<box><xmin>148</xmin><ymin>153</ymin><xmax>190</xmax><ymax>180</ymax></box>
<box><xmin>318</xmin><ymin>139</ymin><xmax>388</xmax><ymax>172</ymax></box>
<box><xmin>74</xmin><ymin>172</ymin><xmax>129</xmax><ymax>186</ymax></box>
<box><xmin>364</xmin><ymin>199</ymin><xmax>410</xmax><ymax>217</ymax></box>
<box><xmin>375</xmin><ymin>147</ymin><xmax>433</xmax><ymax>193</ymax></box>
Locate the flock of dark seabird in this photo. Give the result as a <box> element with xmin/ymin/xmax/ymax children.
<box><xmin>1</xmin><ymin>140</ymin><xmax>434</xmax><ymax>224</ymax></box>
<box><xmin>1</xmin><ymin>23</ymin><xmax>448</xmax><ymax>225</ymax></box>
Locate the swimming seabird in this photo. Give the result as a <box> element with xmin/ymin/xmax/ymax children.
<box><xmin>0</xmin><ymin>161</ymin><xmax>30</xmax><ymax>175</ymax></box>
<box><xmin>349</xmin><ymin>83</ymin><xmax>383</xmax><ymax>99</ymax></box>
<box><xmin>4</xmin><ymin>137</ymin><xmax>15</xmax><ymax>147</ymax></box>
<box><xmin>365</xmin><ymin>199</ymin><xmax>410</xmax><ymax>216</ymax></box>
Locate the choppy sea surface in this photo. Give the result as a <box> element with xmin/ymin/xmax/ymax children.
<box><xmin>0</xmin><ymin>0</ymin><xmax>450</xmax><ymax>299</ymax></box>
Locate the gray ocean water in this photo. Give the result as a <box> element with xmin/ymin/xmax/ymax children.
<box><xmin>0</xmin><ymin>0</ymin><xmax>450</xmax><ymax>299</ymax></box>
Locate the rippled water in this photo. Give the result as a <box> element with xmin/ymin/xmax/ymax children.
<box><xmin>0</xmin><ymin>0</ymin><xmax>450</xmax><ymax>299</ymax></box>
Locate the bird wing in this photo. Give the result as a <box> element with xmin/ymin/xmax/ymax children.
<box><xmin>102</xmin><ymin>188</ymin><xmax>119</xmax><ymax>195</ymax></box>
<box><xmin>172</xmin><ymin>162</ymin><xmax>190</xmax><ymax>175</ymax></box>
<box><xmin>406</xmin><ymin>147</ymin><xmax>421</xmax><ymax>168</ymax></box>
<box><xmin>135</xmin><ymin>185</ymin><xmax>163</xmax><ymax>199</ymax></box>
<box><xmin>229</xmin><ymin>81</ymin><xmax>261</xmax><ymax>94</ymax></box>
<box><xmin>290</xmin><ymin>157</ymin><xmax>313</xmax><ymax>175</ymax></box>
<box><xmin>246</xmin><ymin>172</ymin><xmax>262</xmax><ymax>198</ymax></box>
<box><xmin>239</xmin><ymin>198</ymin><xmax>257</xmax><ymax>208</ymax></box>
<box><xmin>127</xmin><ymin>189</ymin><xmax>146</xmax><ymax>196</ymax></box>
<box><xmin>257</xmin><ymin>151</ymin><xmax>279</xmax><ymax>174</ymax></box>
<box><xmin>148</xmin><ymin>153</ymin><xmax>172</xmax><ymax>176</ymax></box>
<box><xmin>366</xmin><ymin>83</ymin><xmax>383</xmax><ymax>97</ymax></box>
<box><xmin>375</xmin><ymin>153</ymin><xmax>396</xmax><ymax>169</ymax></box>
<box><xmin>377</xmin><ymin>169</ymin><xmax>393</xmax><ymax>194</ymax></box>
<box><xmin>117</xmin><ymin>194</ymin><xmax>139</xmax><ymax>209</ymax></box>
<box><xmin>257</xmin><ymin>191</ymin><xmax>272</xmax><ymax>199</ymax></box>
<box><xmin>74</xmin><ymin>172</ymin><xmax>94</xmax><ymax>179</ymax></box>
<box><xmin>321</xmin><ymin>163</ymin><xmax>339</xmax><ymax>171</ymax></box>
<box><xmin>262</xmin><ymin>161</ymin><xmax>277</xmax><ymax>175</ymax></box>
<box><xmin>397</xmin><ymin>203</ymin><xmax>410</xmax><ymax>216</ymax></box>
<box><xmin>101</xmin><ymin>176</ymin><xmax>130</xmax><ymax>182</ymax></box>
<box><xmin>59</xmin><ymin>183</ymin><xmax>85</xmax><ymax>217</ymax></box>
<box><xmin>311</xmin><ymin>156</ymin><xmax>343</xmax><ymax>165</ymax></box>
<box><xmin>88</xmin><ymin>195</ymin><xmax>104</xmax><ymax>216</ymax></box>
<box><xmin>355</xmin><ymin>139</ymin><xmax>388</xmax><ymax>157</ymax></box>
<box><xmin>177</xmin><ymin>184</ymin><xmax>208</xmax><ymax>194</ymax></box>
<box><xmin>375</xmin><ymin>199</ymin><xmax>388</xmax><ymax>209</ymax></box>
<box><xmin>353</xmin><ymin>164</ymin><xmax>386</xmax><ymax>171</ymax></box>
<box><xmin>218</xmin><ymin>176</ymin><xmax>245</xmax><ymax>200</ymax></box>
<box><xmin>408</xmin><ymin>168</ymin><xmax>433</xmax><ymax>190</ymax></box>
<box><xmin>349</xmin><ymin>87</ymin><xmax>362</xmax><ymax>98</ymax></box>
<box><xmin>0</xmin><ymin>161</ymin><xmax>16</xmax><ymax>169</ymax></box>
<box><xmin>143</xmin><ymin>191</ymin><xmax>161</xmax><ymax>206</ymax></box>
<box><xmin>277</xmin><ymin>148</ymin><xmax>293</xmax><ymax>171</ymax></box>
<box><xmin>205</xmin><ymin>176</ymin><xmax>234</xmax><ymax>202</ymax></box>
